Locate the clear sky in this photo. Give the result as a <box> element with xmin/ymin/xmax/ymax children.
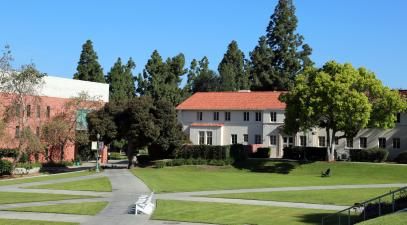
<box><xmin>1</xmin><ymin>0</ymin><xmax>406</xmax><ymax>89</ymax></box>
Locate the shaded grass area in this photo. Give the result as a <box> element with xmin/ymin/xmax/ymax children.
<box><xmin>152</xmin><ymin>200</ymin><xmax>334</xmax><ymax>225</ymax></box>
<box><xmin>0</xmin><ymin>219</ymin><xmax>78</xmax><ymax>225</ymax></box>
<box><xmin>0</xmin><ymin>192</ymin><xmax>97</xmax><ymax>204</ymax></box>
<box><xmin>0</xmin><ymin>171</ymin><xmax>94</xmax><ymax>187</ymax></box>
<box><xmin>5</xmin><ymin>201</ymin><xmax>109</xmax><ymax>215</ymax></box>
<box><xmin>357</xmin><ymin>212</ymin><xmax>407</xmax><ymax>225</ymax></box>
<box><xmin>206</xmin><ymin>188</ymin><xmax>399</xmax><ymax>206</ymax></box>
<box><xmin>133</xmin><ymin>161</ymin><xmax>407</xmax><ymax>193</ymax></box>
<box><xmin>24</xmin><ymin>177</ymin><xmax>112</xmax><ymax>192</ymax></box>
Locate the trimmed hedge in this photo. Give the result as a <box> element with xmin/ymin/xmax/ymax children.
<box><xmin>230</xmin><ymin>144</ymin><xmax>249</xmax><ymax>162</ymax></box>
<box><xmin>283</xmin><ymin>146</ymin><xmax>327</xmax><ymax>161</ymax></box>
<box><xmin>350</xmin><ymin>148</ymin><xmax>388</xmax><ymax>162</ymax></box>
<box><xmin>154</xmin><ymin>158</ymin><xmax>233</xmax><ymax>168</ymax></box>
<box><xmin>0</xmin><ymin>159</ymin><xmax>12</xmax><ymax>176</ymax></box>
<box><xmin>175</xmin><ymin>145</ymin><xmax>231</xmax><ymax>160</ymax></box>
<box><xmin>41</xmin><ymin>161</ymin><xmax>74</xmax><ymax>168</ymax></box>
<box><xmin>0</xmin><ymin>149</ymin><xmax>18</xmax><ymax>159</ymax></box>
<box><xmin>395</xmin><ymin>152</ymin><xmax>407</xmax><ymax>164</ymax></box>
<box><xmin>251</xmin><ymin>147</ymin><xmax>271</xmax><ymax>158</ymax></box>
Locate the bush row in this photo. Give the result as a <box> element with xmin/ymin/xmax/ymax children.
<box><xmin>109</xmin><ymin>152</ymin><xmax>127</xmax><ymax>160</ymax></box>
<box><xmin>349</xmin><ymin>148</ymin><xmax>388</xmax><ymax>162</ymax></box>
<box><xmin>41</xmin><ymin>161</ymin><xmax>74</xmax><ymax>168</ymax></box>
<box><xmin>251</xmin><ymin>147</ymin><xmax>271</xmax><ymax>158</ymax></box>
<box><xmin>394</xmin><ymin>152</ymin><xmax>407</xmax><ymax>164</ymax></box>
<box><xmin>0</xmin><ymin>160</ymin><xmax>12</xmax><ymax>176</ymax></box>
<box><xmin>0</xmin><ymin>149</ymin><xmax>18</xmax><ymax>159</ymax></box>
<box><xmin>155</xmin><ymin>158</ymin><xmax>233</xmax><ymax>168</ymax></box>
<box><xmin>175</xmin><ymin>145</ymin><xmax>231</xmax><ymax>160</ymax></box>
<box><xmin>283</xmin><ymin>146</ymin><xmax>327</xmax><ymax>161</ymax></box>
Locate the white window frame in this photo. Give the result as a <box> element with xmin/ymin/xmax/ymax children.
<box><xmin>243</xmin><ymin>112</ymin><xmax>249</xmax><ymax>121</ymax></box>
<box><xmin>270</xmin><ymin>112</ymin><xmax>277</xmax><ymax>122</ymax></box>
<box><xmin>255</xmin><ymin>111</ymin><xmax>262</xmax><ymax>121</ymax></box>
<box><xmin>393</xmin><ymin>138</ymin><xmax>400</xmax><ymax>149</ymax></box>
<box><xmin>346</xmin><ymin>138</ymin><xmax>353</xmax><ymax>148</ymax></box>
<box><xmin>360</xmin><ymin>137</ymin><xmax>367</xmax><ymax>149</ymax></box>
<box><xmin>231</xmin><ymin>134</ymin><xmax>237</xmax><ymax>145</ymax></box>
<box><xmin>378</xmin><ymin>137</ymin><xmax>386</xmax><ymax>148</ymax></box>
<box><xmin>197</xmin><ymin>111</ymin><xmax>203</xmax><ymax>121</ymax></box>
<box><xmin>318</xmin><ymin>136</ymin><xmax>326</xmax><ymax>147</ymax></box>
<box><xmin>255</xmin><ymin>135</ymin><xmax>262</xmax><ymax>144</ymax></box>
<box><xmin>270</xmin><ymin>135</ymin><xmax>277</xmax><ymax>145</ymax></box>
<box><xmin>199</xmin><ymin>131</ymin><xmax>205</xmax><ymax>145</ymax></box>
<box><xmin>206</xmin><ymin>131</ymin><xmax>213</xmax><ymax>145</ymax></box>
<box><xmin>300</xmin><ymin>135</ymin><xmax>306</xmax><ymax>147</ymax></box>
<box><xmin>213</xmin><ymin>112</ymin><xmax>219</xmax><ymax>121</ymax></box>
<box><xmin>243</xmin><ymin>134</ymin><xmax>248</xmax><ymax>143</ymax></box>
<box><xmin>225</xmin><ymin>112</ymin><xmax>231</xmax><ymax>121</ymax></box>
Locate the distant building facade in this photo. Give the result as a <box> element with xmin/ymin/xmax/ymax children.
<box><xmin>176</xmin><ymin>91</ymin><xmax>406</xmax><ymax>159</ymax></box>
<box><xmin>0</xmin><ymin>76</ymin><xmax>109</xmax><ymax>162</ymax></box>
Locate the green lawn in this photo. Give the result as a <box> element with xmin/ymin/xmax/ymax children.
<box><xmin>0</xmin><ymin>171</ymin><xmax>94</xmax><ymax>187</ymax></box>
<box><xmin>205</xmin><ymin>188</ymin><xmax>398</xmax><ymax>206</ymax></box>
<box><xmin>24</xmin><ymin>177</ymin><xmax>112</xmax><ymax>192</ymax></box>
<box><xmin>0</xmin><ymin>192</ymin><xmax>97</xmax><ymax>204</ymax></box>
<box><xmin>5</xmin><ymin>201</ymin><xmax>109</xmax><ymax>215</ymax></box>
<box><xmin>133</xmin><ymin>161</ymin><xmax>407</xmax><ymax>193</ymax></box>
<box><xmin>357</xmin><ymin>212</ymin><xmax>407</xmax><ymax>225</ymax></box>
<box><xmin>153</xmin><ymin>200</ymin><xmax>334</xmax><ymax>225</ymax></box>
<box><xmin>0</xmin><ymin>219</ymin><xmax>77</xmax><ymax>225</ymax></box>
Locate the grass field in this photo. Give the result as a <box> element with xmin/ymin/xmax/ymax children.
<box><xmin>133</xmin><ymin>161</ymin><xmax>407</xmax><ymax>193</ymax></box>
<box><xmin>5</xmin><ymin>201</ymin><xmax>109</xmax><ymax>215</ymax></box>
<box><xmin>205</xmin><ymin>187</ymin><xmax>398</xmax><ymax>206</ymax></box>
<box><xmin>0</xmin><ymin>219</ymin><xmax>77</xmax><ymax>225</ymax></box>
<box><xmin>0</xmin><ymin>171</ymin><xmax>94</xmax><ymax>187</ymax></box>
<box><xmin>152</xmin><ymin>200</ymin><xmax>334</xmax><ymax>225</ymax></box>
<box><xmin>357</xmin><ymin>212</ymin><xmax>407</xmax><ymax>225</ymax></box>
<box><xmin>24</xmin><ymin>177</ymin><xmax>112</xmax><ymax>192</ymax></box>
<box><xmin>0</xmin><ymin>192</ymin><xmax>97</xmax><ymax>204</ymax></box>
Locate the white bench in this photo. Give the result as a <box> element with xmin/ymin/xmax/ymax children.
<box><xmin>133</xmin><ymin>192</ymin><xmax>155</xmax><ymax>215</ymax></box>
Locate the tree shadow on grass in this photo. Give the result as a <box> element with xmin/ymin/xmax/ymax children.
<box><xmin>297</xmin><ymin>212</ymin><xmax>359</xmax><ymax>225</ymax></box>
<box><xmin>233</xmin><ymin>159</ymin><xmax>314</xmax><ymax>174</ymax></box>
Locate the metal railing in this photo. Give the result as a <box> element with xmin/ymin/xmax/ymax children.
<box><xmin>321</xmin><ymin>186</ymin><xmax>407</xmax><ymax>225</ymax></box>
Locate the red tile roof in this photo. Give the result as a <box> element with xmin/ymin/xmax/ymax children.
<box><xmin>399</xmin><ymin>90</ymin><xmax>407</xmax><ymax>98</ymax></box>
<box><xmin>191</xmin><ymin>123</ymin><xmax>224</xmax><ymax>127</ymax></box>
<box><xmin>176</xmin><ymin>91</ymin><xmax>286</xmax><ymax>110</ymax></box>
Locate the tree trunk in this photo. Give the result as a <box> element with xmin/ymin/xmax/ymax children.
<box><xmin>127</xmin><ymin>141</ymin><xmax>134</xmax><ymax>169</ymax></box>
<box><xmin>326</xmin><ymin>128</ymin><xmax>336</xmax><ymax>162</ymax></box>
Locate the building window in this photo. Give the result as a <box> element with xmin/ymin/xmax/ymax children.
<box><xmin>231</xmin><ymin>134</ymin><xmax>237</xmax><ymax>145</ymax></box>
<box><xmin>213</xmin><ymin>112</ymin><xmax>219</xmax><ymax>121</ymax></box>
<box><xmin>255</xmin><ymin>135</ymin><xmax>262</xmax><ymax>144</ymax></box>
<box><xmin>360</xmin><ymin>137</ymin><xmax>367</xmax><ymax>148</ymax></box>
<box><xmin>243</xmin><ymin>112</ymin><xmax>249</xmax><ymax>121</ymax></box>
<box><xmin>270</xmin><ymin>135</ymin><xmax>277</xmax><ymax>145</ymax></box>
<box><xmin>225</xmin><ymin>112</ymin><xmax>231</xmax><ymax>121</ymax></box>
<box><xmin>36</xmin><ymin>105</ymin><xmax>41</xmax><ymax>118</ymax></box>
<box><xmin>36</xmin><ymin>126</ymin><xmax>40</xmax><ymax>137</ymax></box>
<box><xmin>255</xmin><ymin>112</ymin><xmax>262</xmax><ymax>121</ymax></box>
<box><xmin>199</xmin><ymin>131</ymin><xmax>205</xmax><ymax>145</ymax></box>
<box><xmin>197</xmin><ymin>112</ymin><xmax>203</xmax><ymax>121</ymax></box>
<box><xmin>393</xmin><ymin>138</ymin><xmax>400</xmax><ymax>149</ymax></box>
<box><xmin>346</xmin><ymin>138</ymin><xmax>353</xmax><ymax>148</ymax></box>
<box><xmin>46</xmin><ymin>106</ymin><xmax>51</xmax><ymax>118</ymax></box>
<box><xmin>318</xmin><ymin>136</ymin><xmax>326</xmax><ymax>147</ymax></box>
<box><xmin>378</xmin><ymin>137</ymin><xmax>386</xmax><ymax>148</ymax></box>
<box><xmin>396</xmin><ymin>113</ymin><xmax>401</xmax><ymax>123</ymax></box>
<box><xmin>270</xmin><ymin>112</ymin><xmax>277</xmax><ymax>122</ymax></box>
<box><xmin>15</xmin><ymin>126</ymin><xmax>20</xmax><ymax>138</ymax></box>
<box><xmin>334</xmin><ymin>137</ymin><xmax>339</xmax><ymax>145</ymax></box>
<box><xmin>27</xmin><ymin>105</ymin><xmax>31</xmax><ymax>117</ymax></box>
<box><xmin>243</xmin><ymin>134</ymin><xmax>248</xmax><ymax>143</ymax></box>
<box><xmin>300</xmin><ymin>136</ymin><xmax>306</xmax><ymax>146</ymax></box>
<box><xmin>206</xmin><ymin>131</ymin><xmax>212</xmax><ymax>145</ymax></box>
<box><xmin>283</xmin><ymin>136</ymin><xmax>294</xmax><ymax>147</ymax></box>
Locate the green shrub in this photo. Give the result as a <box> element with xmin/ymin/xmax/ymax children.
<box><xmin>395</xmin><ymin>152</ymin><xmax>407</xmax><ymax>164</ymax></box>
<box><xmin>350</xmin><ymin>148</ymin><xmax>389</xmax><ymax>162</ymax></box>
<box><xmin>0</xmin><ymin>149</ymin><xmax>18</xmax><ymax>159</ymax></box>
<box><xmin>18</xmin><ymin>152</ymin><xmax>29</xmax><ymax>163</ymax></box>
<box><xmin>109</xmin><ymin>152</ymin><xmax>126</xmax><ymax>160</ymax></box>
<box><xmin>137</xmin><ymin>155</ymin><xmax>150</xmax><ymax>165</ymax></box>
<box><xmin>251</xmin><ymin>148</ymin><xmax>271</xmax><ymax>158</ymax></box>
<box><xmin>41</xmin><ymin>161</ymin><xmax>74</xmax><ymax>168</ymax></box>
<box><xmin>155</xmin><ymin>160</ymin><xmax>167</xmax><ymax>168</ymax></box>
<box><xmin>16</xmin><ymin>162</ymin><xmax>41</xmax><ymax>170</ymax></box>
<box><xmin>0</xmin><ymin>160</ymin><xmax>12</xmax><ymax>175</ymax></box>
<box><xmin>230</xmin><ymin>144</ymin><xmax>249</xmax><ymax>162</ymax></box>
<box><xmin>283</xmin><ymin>146</ymin><xmax>327</xmax><ymax>161</ymax></box>
<box><xmin>175</xmin><ymin>145</ymin><xmax>231</xmax><ymax>161</ymax></box>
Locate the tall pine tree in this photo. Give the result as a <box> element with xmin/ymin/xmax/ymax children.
<box><xmin>218</xmin><ymin>41</ymin><xmax>249</xmax><ymax>91</ymax></box>
<box><xmin>136</xmin><ymin>50</ymin><xmax>186</xmax><ymax>106</ymax></box>
<box><xmin>106</xmin><ymin>57</ymin><xmax>136</xmax><ymax>103</ymax></box>
<box><xmin>73</xmin><ymin>40</ymin><xmax>105</xmax><ymax>83</ymax></box>
<box><xmin>250</xmin><ymin>0</ymin><xmax>313</xmax><ymax>90</ymax></box>
<box><xmin>185</xmin><ymin>57</ymin><xmax>219</xmax><ymax>93</ymax></box>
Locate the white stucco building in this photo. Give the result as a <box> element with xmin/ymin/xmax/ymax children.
<box><xmin>176</xmin><ymin>91</ymin><xmax>407</xmax><ymax>159</ymax></box>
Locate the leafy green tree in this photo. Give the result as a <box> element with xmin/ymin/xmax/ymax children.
<box><xmin>73</xmin><ymin>40</ymin><xmax>105</xmax><ymax>83</ymax></box>
<box><xmin>184</xmin><ymin>57</ymin><xmax>219</xmax><ymax>94</ymax></box>
<box><xmin>136</xmin><ymin>50</ymin><xmax>186</xmax><ymax>106</ymax></box>
<box><xmin>282</xmin><ymin>61</ymin><xmax>407</xmax><ymax>161</ymax></box>
<box><xmin>250</xmin><ymin>0</ymin><xmax>313</xmax><ymax>90</ymax></box>
<box><xmin>218</xmin><ymin>41</ymin><xmax>249</xmax><ymax>91</ymax></box>
<box><xmin>149</xmin><ymin>99</ymin><xmax>187</xmax><ymax>159</ymax></box>
<box><xmin>106</xmin><ymin>57</ymin><xmax>136</xmax><ymax>102</ymax></box>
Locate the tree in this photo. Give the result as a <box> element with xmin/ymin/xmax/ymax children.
<box><xmin>136</xmin><ymin>50</ymin><xmax>186</xmax><ymax>106</ymax></box>
<box><xmin>184</xmin><ymin>57</ymin><xmax>219</xmax><ymax>94</ymax></box>
<box><xmin>250</xmin><ymin>0</ymin><xmax>313</xmax><ymax>90</ymax></box>
<box><xmin>106</xmin><ymin>57</ymin><xmax>136</xmax><ymax>103</ymax></box>
<box><xmin>41</xmin><ymin>92</ymin><xmax>103</xmax><ymax>161</ymax></box>
<box><xmin>0</xmin><ymin>54</ymin><xmax>45</xmax><ymax>169</ymax></box>
<box><xmin>218</xmin><ymin>41</ymin><xmax>249</xmax><ymax>91</ymax></box>
<box><xmin>73</xmin><ymin>40</ymin><xmax>105</xmax><ymax>83</ymax></box>
<box><xmin>149</xmin><ymin>99</ymin><xmax>187</xmax><ymax>159</ymax></box>
<box><xmin>281</xmin><ymin>61</ymin><xmax>407</xmax><ymax>161</ymax></box>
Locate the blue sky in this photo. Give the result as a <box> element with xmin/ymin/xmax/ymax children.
<box><xmin>1</xmin><ymin>0</ymin><xmax>406</xmax><ymax>88</ymax></box>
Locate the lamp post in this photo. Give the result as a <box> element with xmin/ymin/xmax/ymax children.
<box><xmin>95</xmin><ymin>133</ymin><xmax>100</xmax><ymax>173</ymax></box>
